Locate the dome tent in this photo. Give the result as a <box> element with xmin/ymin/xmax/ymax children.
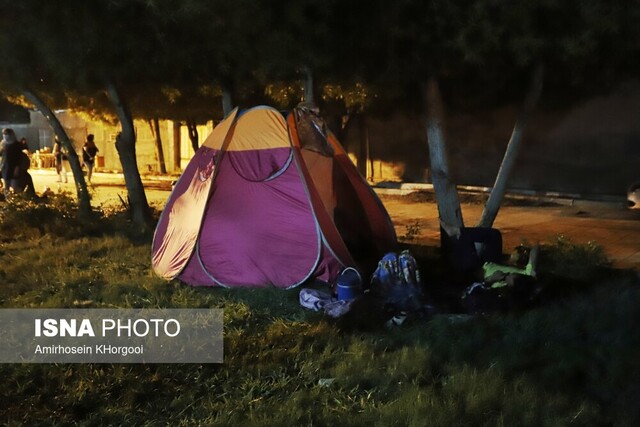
<box><xmin>152</xmin><ymin>105</ymin><xmax>397</xmax><ymax>288</ymax></box>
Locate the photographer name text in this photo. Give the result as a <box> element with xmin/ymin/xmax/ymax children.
<box><xmin>35</xmin><ymin>344</ymin><xmax>144</xmax><ymax>356</ymax></box>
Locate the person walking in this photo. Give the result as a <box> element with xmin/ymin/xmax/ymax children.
<box><xmin>82</xmin><ymin>134</ymin><xmax>99</xmax><ymax>183</ymax></box>
<box><xmin>52</xmin><ymin>136</ymin><xmax>68</xmax><ymax>183</ymax></box>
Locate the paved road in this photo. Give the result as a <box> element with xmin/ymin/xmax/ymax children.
<box><xmin>29</xmin><ymin>169</ymin><xmax>174</xmax><ymax>209</ymax></box>
<box><xmin>28</xmin><ymin>169</ymin><xmax>640</xmax><ymax>270</ymax></box>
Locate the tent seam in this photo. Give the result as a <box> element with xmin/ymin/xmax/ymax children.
<box><xmin>195</xmin><ymin>240</ymin><xmax>231</xmax><ymax>288</ymax></box>
<box><xmin>286</xmin><ymin>144</ymin><xmax>348</xmax><ymax>280</ymax></box>
<box><xmin>287</xmin><ymin>117</ymin><xmax>351</xmax><ymax>270</ymax></box>
<box><xmin>265</xmin><ymin>150</ymin><xmax>294</xmax><ymax>182</ymax></box>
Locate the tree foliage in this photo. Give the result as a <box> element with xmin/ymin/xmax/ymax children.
<box><xmin>3</xmin><ymin>0</ymin><xmax>635</xmax><ymax>122</ymax></box>
<box><xmin>1</xmin><ymin>0</ymin><xmax>639</xmax><ymax>227</ymax></box>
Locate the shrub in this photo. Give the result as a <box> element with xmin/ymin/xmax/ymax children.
<box><xmin>0</xmin><ymin>192</ymin><xmax>157</xmax><ymax>242</ymax></box>
<box><xmin>541</xmin><ymin>235</ymin><xmax>610</xmax><ymax>281</ymax></box>
<box><xmin>401</xmin><ymin>221</ymin><xmax>423</xmax><ymax>242</ymax></box>
<box><xmin>0</xmin><ymin>192</ymin><xmax>87</xmax><ymax>240</ymax></box>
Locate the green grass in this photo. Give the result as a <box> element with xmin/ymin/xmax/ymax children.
<box><xmin>1</xmin><ymin>196</ymin><xmax>639</xmax><ymax>426</ymax></box>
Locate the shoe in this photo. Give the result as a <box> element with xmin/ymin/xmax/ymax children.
<box><xmin>527</xmin><ymin>246</ymin><xmax>539</xmax><ymax>278</ymax></box>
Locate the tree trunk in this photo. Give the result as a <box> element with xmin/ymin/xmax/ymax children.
<box><xmin>478</xmin><ymin>64</ymin><xmax>545</xmax><ymax>228</ymax></box>
<box><xmin>423</xmin><ymin>77</ymin><xmax>464</xmax><ymax>237</ymax></box>
<box><xmin>222</xmin><ymin>85</ymin><xmax>233</xmax><ymax>118</ymax></box>
<box><xmin>357</xmin><ymin>114</ymin><xmax>368</xmax><ymax>177</ymax></box>
<box><xmin>330</xmin><ymin>113</ymin><xmax>354</xmax><ymax>148</ymax></box>
<box><xmin>22</xmin><ymin>89</ymin><xmax>92</xmax><ymax>217</ymax></box>
<box><xmin>365</xmin><ymin>127</ymin><xmax>373</xmax><ymax>181</ymax></box>
<box><xmin>369</xmin><ymin>157</ymin><xmax>375</xmax><ymax>182</ymax></box>
<box><xmin>186</xmin><ymin>120</ymin><xmax>199</xmax><ymax>153</ymax></box>
<box><xmin>302</xmin><ymin>65</ymin><xmax>315</xmax><ymax>106</ymax></box>
<box><xmin>172</xmin><ymin>121</ymin><xmax>181</xmax><ymax>170</ymax></box>
<box><xmin>106</xmin><ymin>82</ymin><xmax>151</xmax><ymax>227</ymax></box>
<box><xmin>148</xmin><ymin>118</ymin><xmax>167</xmax><ymax>174</ymax></box>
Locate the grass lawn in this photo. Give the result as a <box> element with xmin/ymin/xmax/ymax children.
<box><xmin>1</xmin><ymin>194</ymin><xmax>639</xmax><ymax>426</ymax></box>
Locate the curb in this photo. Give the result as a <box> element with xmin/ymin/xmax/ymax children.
<box><xmin>373</xmin><ymin>182</ymin><xmax>627</xmax><ymax>207</ymax></box>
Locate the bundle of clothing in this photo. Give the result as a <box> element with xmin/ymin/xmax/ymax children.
<box><xmin>461</xmin><ymin>245</ymin><xmax>541</xmax><ymax>314</ymax></box>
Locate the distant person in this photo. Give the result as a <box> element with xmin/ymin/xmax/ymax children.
<box><xmin>1</xmin><ymin>128</ymin><xmax>22</xmax><ymax>196</ymax></box>
<box><xmin>17</xmin><ymin>137</ymin><xmax>36</xmax><ymax>197</ymax></box>
<box><xmin>52</xmin><ymin>136</ymin><xmax>68</xmax><ymax>183</ymax></box>
<box><xmin>0</xmin><ymin>128</ymin><xmax>35</xmax><ymax>197</ymax></box>
<box><xmin>82</xmin><ymin>134</ymin><xmax>99</xmax><ymax>183</ymax></box>
<box><xmin>19</xmin><ymin>137</ymin><xmax>30</xmax><ymax>152</ymax></box>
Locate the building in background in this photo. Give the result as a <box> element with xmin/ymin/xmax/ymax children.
<box><xmin>0</xmin><ymin>101</ymin><xmax>213</xmax><ymax>174</ymax></box>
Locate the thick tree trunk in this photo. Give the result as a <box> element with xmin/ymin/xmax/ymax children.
<box><xmin>186</xmin><ymin>120</ymin><xmax>199</xmax><ymax>153</ymax></box>
<box><xmin>148</xmin><ymin>118</ymin><xmax>167</xmax><ymax>174</ymax></box>
<box><xmin>478</xmin><ymin>64</ymin><xmax>544</xmax><ymax>228</ymax></box>
<box><xmin>423</xmin><ymin>77</ymin><xmax>464</xmax><ymax>237</ymax></box>
<box><xmin>22</xmin><ymin>89</ymin><xmax>92</xmax><ymax>217</ymax></box>
<box><xmin>172</xmin><ymin>121</ymin><xmax>181</xmax><ymax>170</ymax></box>
<box><xmin>106</xmin><ymin>82</ymin><xmax>151</xmax><ymax>227</ymax></box>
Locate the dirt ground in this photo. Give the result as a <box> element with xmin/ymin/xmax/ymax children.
<box><xmin>29</xmin><ymin>169</ymin><xmax>640</xmax><ymax>270</ymax></box>
<box><xmin>380</xmin><ymin>193</ymin><xmax>640</xmax><ymax>270</ymax></box>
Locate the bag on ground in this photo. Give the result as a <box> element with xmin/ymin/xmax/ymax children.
<box><xmin>370</xmin><ymin>250</ymin><xmax>425</xmax><ymax>313</ymax></box>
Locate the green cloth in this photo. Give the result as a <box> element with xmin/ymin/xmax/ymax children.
<box><xmin>482</xmin><ymin>262</ymin><xmax>534</xmax><ymax>279</ymax></box>
<box><xmin>482</xmin><ymin>261</ymin><xmax>535</xmax><ymax>289</ymax></box>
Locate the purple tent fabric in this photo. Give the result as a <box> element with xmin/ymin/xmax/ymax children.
<box><xmin>179</xmin><ymin>147</ymin><xmax>335</xmax><ymax>288</ymax></box>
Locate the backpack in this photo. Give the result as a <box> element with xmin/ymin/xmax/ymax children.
<box><xmin>3</xmin><ymin>142</ymin><xmax>23</xmax><ymax>179</ymax></box>
<box><xmin>370</xmin><ymin>250</ymin><xmax>425</xmax><ymax>313</ymax></box>
<box><xmin>20</xmin><ymin>151</ymin><xmax>30</xmax><ymax>171</ymax></box>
